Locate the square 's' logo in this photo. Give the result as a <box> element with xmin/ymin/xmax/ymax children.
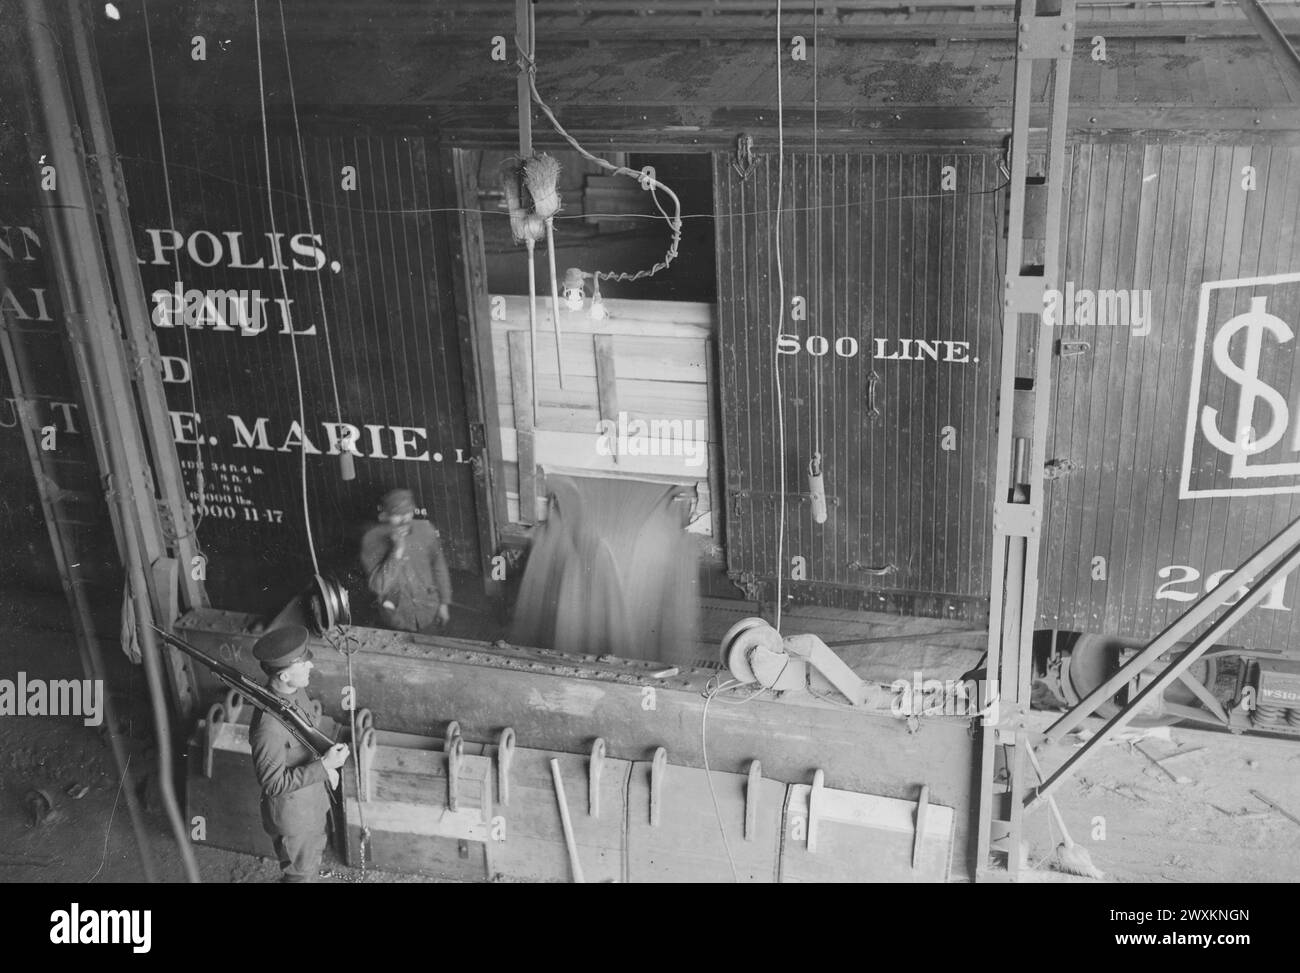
<box><xmin>1180</xmin><ymin>272</ymin><xmax>1300</xmax><ymax>498</ymax></box>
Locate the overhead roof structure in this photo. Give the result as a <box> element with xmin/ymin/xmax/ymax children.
<box><xmin>94</xmin><ymin>0</ymin><xmax>1300</xmax><ymax>146</ymax></box>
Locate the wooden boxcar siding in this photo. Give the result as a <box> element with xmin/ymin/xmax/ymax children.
<box><xmin>117</xmin><ymin>129</ymin><xmax>481</xmax><ymax>613</ymax></box>
<box><xmin>713</xmin><ymin>152</ymin><xmax>1003</xmax><ymax>615</ymax></box>
<box><xmin>1042</xmin><ymin>143</ymin><xmax>1300</xmax><ymax>652</ymax></box>
<box><xmin>0</xmin><ymin>216</ymin><xmax>122</xmax><ymax>593</ymax></box>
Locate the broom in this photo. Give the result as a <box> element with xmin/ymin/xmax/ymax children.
<box><xmin>1025</xmin><ymin>744</ymin><xmax>1104</xmax><ymax>880</ymax></box>
<box><xmin>523</xmin><ymin>153</ymin><xmax>567</xmax><ymax>388</ymax></box>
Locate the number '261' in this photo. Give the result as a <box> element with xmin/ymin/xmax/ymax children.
<box><xmin>1155</xmin><ymin>564</ymin><xmax>1291</xmax><ymax>611</ymax></box>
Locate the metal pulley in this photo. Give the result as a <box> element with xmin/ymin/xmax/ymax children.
<box><xmin>306</xmin><ymin>574</ymin><xmax>351</xmax><ymax>634</ymax></box>
<box><xmin>719</xmin><ymin>616</ymin><xmax>868</xmax><ymax>704</ymax></box>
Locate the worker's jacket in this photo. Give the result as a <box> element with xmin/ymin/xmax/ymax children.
<box><xmin>360</xmin><ymin>519</ymin><xmax>453</xmax><ymax>632</ymax></box>
<box><xmin>249</xmin><ymin>688</ymin><xmax>331</xmax><ymax>837</ymax></box>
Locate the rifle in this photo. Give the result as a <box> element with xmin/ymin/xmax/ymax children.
<box><xmin>148</xmin><ymin>624</ymin><xmax>335</xmax><ymax>756</ymax></box>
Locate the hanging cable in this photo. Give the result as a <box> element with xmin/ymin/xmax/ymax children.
<box><xmin>277</xmin><ymin>0</ymin><xmax>352</xmax><ymax>481</ymax></box>
<box><xmin>812</xmin><ymin>0</ymin><xmax>823</xmax><ymax>464</ymax></box>
<box><xmin>141</xmin><ymin>0</ymin><xmax>206</xmax><ymax>533</ymax></box>
<box><xmin>254</xmin><ymin>0</ymin><xmax>318</xmax><ymax>576</ymax></box>
<box><xmin>329</xmin><ymin>626</ymin><xmax>370</xmax><ymax>871</ymax></box>
<box><xmin>701</xmin><ymin>679</ymin><xmax>742</xmax><ymax>882</ymax></box>
<box><xmin>773</xmin><ymin>0</ymin><xmax>788</xmax><ymax>632</ymax></box>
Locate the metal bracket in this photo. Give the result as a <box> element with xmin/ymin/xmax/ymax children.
<box><xmin>649</xmin><ymin>746</ymin><xmax>667</xmax><ymax>827</ymax></box>
<box><xmin>1057</xmin><ymin>339</ymin><xmax>1091</xmax><ymax>357</ymax></box>
<box><xmin>912</xmin><ymin>784</ymin><xmax>930</xmax><ymax>870</ymax></box>
<box><xmin>156</xmin><ymin>500</ymin><xmax>178</xmax><ymax>544</ymax></box>
<box><xmin>1004</xmin><ymin>275</ymin><xmax>1048</xmax><ymax>316</ymax></box>
<box><xmin>447</xmin><ymin>736</ymin><xmax>464</xmax><ymax>812</ymax></box>
<box><xmin>497</xmin><ymin>727</ymin><xmax>514</xmax><ymax>806</ymax></box>
<box><xmin>444</xmin><ymin>720</ymin><xmax>462</xmax><ymax>756</ymax></box>
<box><xmin>1018</xmin><ymin>14</ymin><xmax>1076</xmax><ymax>59</ymax></box>
<box><xmin>992</xmin><ymin>501</ymin><xmax>1041</xmax><ymax>538</ymax></box>
<box><xmin>807</xmin><ymin>768</ymin><xmax>825</xmax><ymax>853</ymax></box>
<box><xmin>359</xmin><ymin>726</ymin><xmax>377</xmax><ymax>802</ymax></box>
<box><xmin>848</xmin><ymin>560</ymin><xmax>896</xmax><ymax>576</ymax></box>
<box><xmin>745</xmin><ymin>760</ymin><xmax>761</xmax><ymax>841</ymax></box>
<box><xmin>589</xmin><ymin>737</ymin><xmax>605</xmax><ymax>818</ymax></box>
<box><xmin>203</xmin><ymin>702</ymin><xmax>226</xmax><ymax>779</ymax></box>
<box><xmin>223</xmin><ymin>688</ymin><xmax>244</xmax><ymax>723</ymax></box>
<box><xmin>732</xmin><ymin>133</ymin><xmax>758</xmax><ymax>178</ymax></box>
<box><xmin>469</xmin><ymin>422</ymin><xmax>486</xmax><ymax>448</ymax></box>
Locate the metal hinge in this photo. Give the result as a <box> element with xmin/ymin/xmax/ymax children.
<box><xmin>469</xmin><ymin>422</ymin><xmax>486</xmax><ymax>448</ymax></box>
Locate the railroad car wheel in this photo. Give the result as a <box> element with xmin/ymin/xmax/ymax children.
<box><xmin>1062</xmin><ymin>633</ymin><xmax>1219</xmax><ymax>728</ymax></box>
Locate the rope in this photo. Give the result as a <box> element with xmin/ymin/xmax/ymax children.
<box><xmin>141</xmin><ymin>0</ymin><xmax>206</xmax><ymax>532</ymax></box>
<box><xmin>773</xmin><ymin>0</ymin><xmax>788</xmax><ymax>632</ymax></box>
<box><xmin>254</xmin><ymin>0</ymin><xmax>319</xmax><ymax>576</ymax></box>
<box><xmin>339</xmin><ymin>628</ymin><xmax>369</xmax><ymax>871</ymax></box>
<box><xmin>702</xmin><ymin>679</ymin><xmax>742</xmax><ymax>882</ymax></box>
<box><xmin>277</xmin><ymin>0</ymin><xmax>347</xmax><ymax>459</ymax></box>
<box><xmin>812</xmin><ymin>0</ymin><xmax>823</xmax><ymax>461</ymax></box>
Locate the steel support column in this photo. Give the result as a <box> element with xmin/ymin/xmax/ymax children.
<box><xmin>20</xmin><ymin>0</ymin><xmax>200</xmax><ymax>881</ymax></box>
<box><xmin>975</xmin><ymin>0</ymin><xmax>1075</xmax><ymax>882</ymax></box>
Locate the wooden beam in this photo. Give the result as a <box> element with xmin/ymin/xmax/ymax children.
<box><xmin>445</xmin><ymin>147</ymin><xmax>508</xmax><ymax>572</ymax></box>
<box><xmin>508</xmin><ymin>330</ymin><xmax>539</xmax><ymax>525</ymax></box>
<box><xmin>592</xmin><ymin>333</ymin><xmax>620</xmax><ymax>427</ymax></box>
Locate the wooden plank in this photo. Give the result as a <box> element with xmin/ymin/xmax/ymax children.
<box><xmin>1145</xmin><ymin>145</ymin><xmax>1206</xmax><ymax>636</ymax></box>
<box><xmin>781</xmin><ymin>783</ymin><xmax>954</xmax><ymax>882</ymax></box>
<box><xmin>508</xmin><ymin>330</ymin><xmax>538</xmax><ymax>525</ymax></box>
<box><xmin>1110</xmin><ymin>143</ymin><xmax>1161</xmax><ymax>638</ymax></box>
<box><xmin>492</xmin><ymin>333</ymin><xmax>708</xmax><ymax>402</ymax></box>
<box><xmin>593</xmin><ymin>334</ymin><xmax>620</xmax><ymax>425</ymax></box>
<box><xmin>490</xmin><ymin>746</ymin><xmax>629</xmax><ymax>884</ymax></box>
<box><xmin>1092</xmin><ymin>145</ymin><xmax>1139</xmax><ymax>634</ymax></box>
<box><xmin>705</xmin><ymin>335</ymin><xmax>725</xmax><ymax>552</ymax></box>
<box><xmin>500</xmin><ymin>427</ymin><xmax>711</xmax><ymax>480</ymax></box>
<box><xmin>625</xmin><ymin>759</ymin><xmax>785</xmax><ymax>882</ymax></box>
<box><xmin>496</xmin><ymin>295</ymin><xmax>714</xmax><ymax>337</ymax></box>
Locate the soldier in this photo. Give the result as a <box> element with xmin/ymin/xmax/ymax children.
<box><xmin>360</xmin><ymin>488</ymin><xmax>453</xmax><ymax>633</ymax></box>
<box><xmin>249</xmin><ymin>625</ymin><xmax>349</xmax><ymax>883</ymax></box>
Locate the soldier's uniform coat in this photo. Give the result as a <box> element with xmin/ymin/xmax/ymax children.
<box><xmin>249</xmin><ymin>687</ymin><xmax>331</xmax><ymax>883</ymax></box>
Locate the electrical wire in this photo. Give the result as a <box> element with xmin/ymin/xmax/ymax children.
<box><xmin>141</xmin><ymin>0</ymin><xmax>206</xmax><ymax>533</ymax></box>
<box><xmin>277</xmin><ymin>0</ymin><xmax>347</xmax><ymax>460</ymax></box>
<box><xmin>88</xmin><ymin>753</ymin><xmax>129</xmax><ymax>883</ymax></box>
<box><xmin>112</xmin><ymin>152</ymin><xmax>1007</xmax><ymax>222</ymax></box>
<box><xmin>521</xmin><ymin>53</ymin><xmax>683</xmax><ymax>285</ymax></box>
<box><xmin>773</xmin><ymin>0</ymin><xmax>788</xmax><ymax>632</ymax></box>
<box><xmin>254</xmin><ymin>0</ymin><xmax>319</xmax><ymax>576</ymax></box>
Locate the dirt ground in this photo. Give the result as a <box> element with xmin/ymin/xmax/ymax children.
<box><xmin>2</xmin><ymin>588</ymin><xmax>1298</xmax><ymax>884</ymax></box>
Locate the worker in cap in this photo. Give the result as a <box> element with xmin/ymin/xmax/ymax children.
<box><xmin>359</xmin><ymin>488</ymin><xmax>453</xmax><ymax>633</ymax></box>
<box><xmin>248</xmin><ymin>624</ymin><xmax>349</xmax><ymax>883</ymax></box>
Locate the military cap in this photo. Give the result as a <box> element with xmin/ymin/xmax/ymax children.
<box><xmin>252</xmin><ymin>624</ymin><xmax>314</xmax><ymax>670</ymax></box>
<box><xmin>379</xmin><ymin>488</ymin><xmax>416</xmax><ymax>517</ymax></box>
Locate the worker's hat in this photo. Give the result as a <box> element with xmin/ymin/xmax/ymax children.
<box><xmin>379</xmin><ymin>488</ymin><xmax>416</xmax><ymax>517</ymax></box>
<box><xmin>252</xmin><ymin>624</ymin><xmax>314</xmax><ymax>670</ymax></box>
